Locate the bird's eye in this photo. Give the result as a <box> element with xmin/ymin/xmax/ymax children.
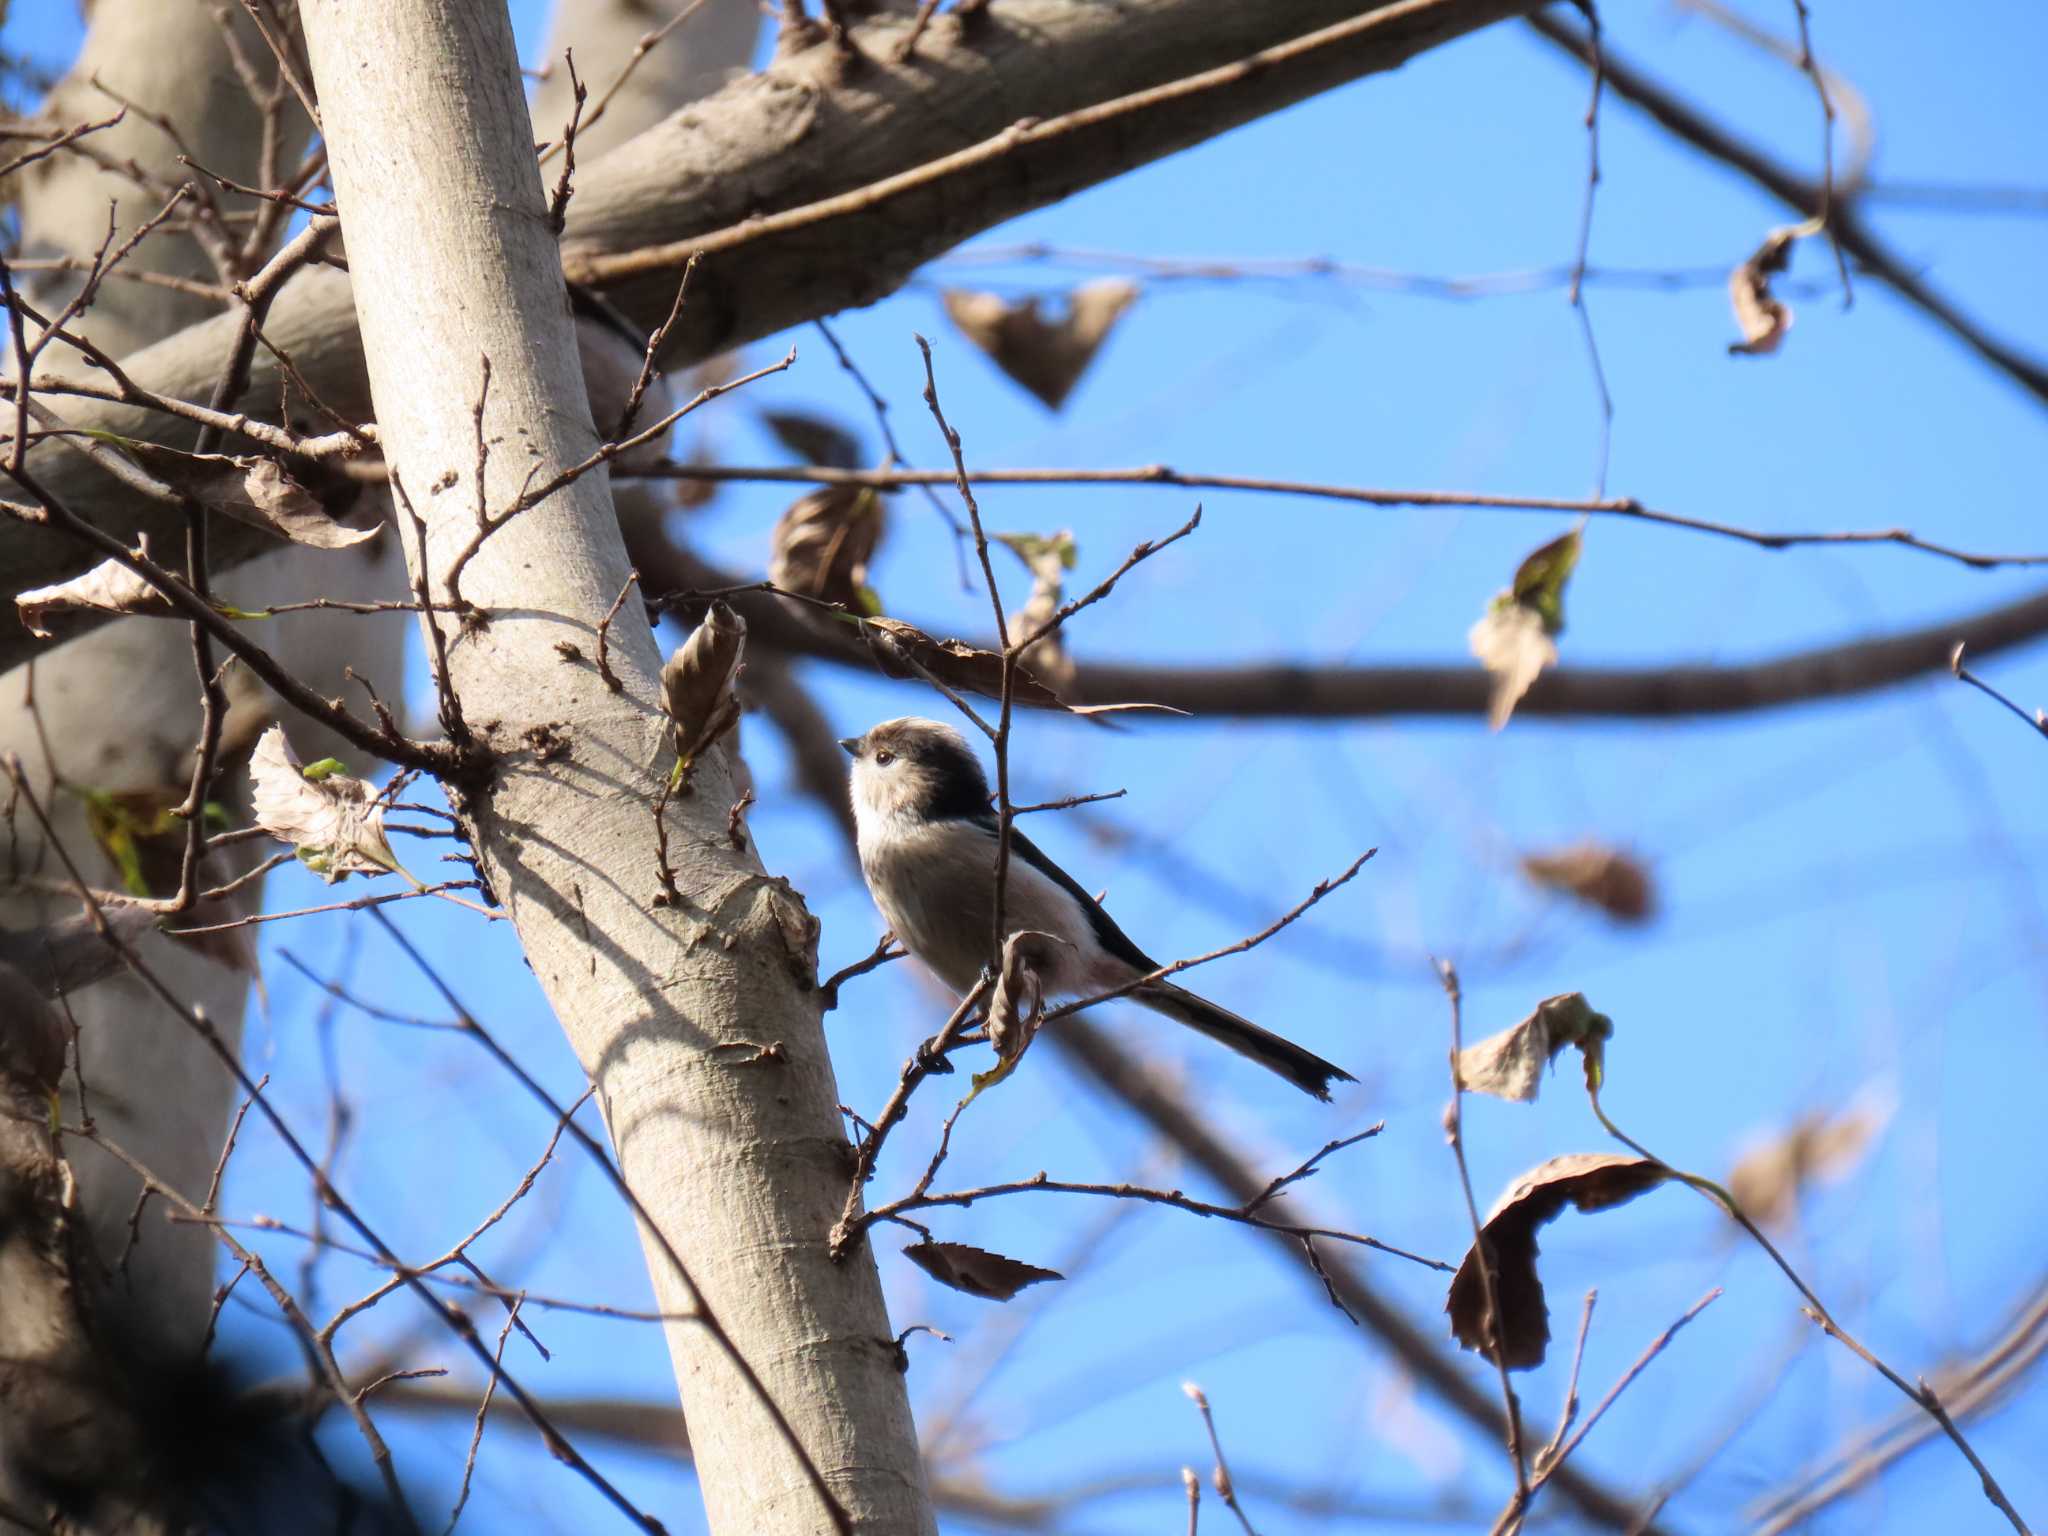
<box><xmin>873</xmin><ymin>749</ymin><xmax>895</xmax><ymax>767</ymax></box>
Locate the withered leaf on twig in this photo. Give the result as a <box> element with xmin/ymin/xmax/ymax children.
<box><xmin>903</xmin><ymin>1240</ymin><xmax>1063</xmax><ymax>1302</ymax></box>
<box><xmin>661</xmin><ymin>600</ymin><xmax>746</xmax><ymax>774</ymax></box>
<box><xmin>16</xmin><ymin>543</ymin><xmax>177</xmax><ymax>636</ymax></box>
<box><xmin>769</xmin><ymin>486</ymin><xmax>886</xmax><ymax>615</ymax></box>
<box><xmin>249</xmin><ymin>725</ymin><xmax>404</xmax><ymax>884</ymax></box>
<box><xmin>1520</xmin><ymin>841</ymin><xmax>1656</xmax><ymax>923</ymax></box>
<box><xmin>941</xmin><ymin>280</ymin><xmax>1140</xmax><ymax>410</ymax></box>
<box><xmin>1448</xmin><ymin>1153</ymin><xmax>1671</xmax><ymax>1369</ymax></box>
<box><xmin>1728</xmin><ymin>226</ymin><xmax>1800</xmax><ymax>356</ymax></box>
<box><xmin>110</xmin><ymin>438</ymin><xmax>379</xmax><ymax>550</ymax></box>
<box><xmin>1456</xmin><ymin>992</ymin><xmax>1612</xmax><ymax>1104</ymax></box>
<box><xmin>1468</xmin><ymin>527</ymin><xmax>1581</xmax><ymax>730</ymax></box>
<box><xmin>859</xmin><ymin>615</ymin><xmax>1173</xmax><ymax>718</ymax></box>
<box><xmin>984</xmin><ymin>928</ymin><xmax>1069</xmax><ymax>1072</ymax></box>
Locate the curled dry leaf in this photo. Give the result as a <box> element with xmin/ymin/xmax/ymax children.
<box><xmin>1456</xmin><ymin>992</ymin><xmax>1613</xmax><ymax>1104</ymax></box>
<box><xmin>17</xmin><ymin>543</ymin><xmax>176</xmax><ymax>637</ymax></box>
<box><xmin>902</xmin><ymin>1239</ymin><xmax>1063</xmax><ymax>1302</ymax></box>
<box><xmin>116</xmin><ymin>439</ymin><xmax>378</xmax><ymax>549</ymax></box>
<box><xmin>768</xmin><ymin>486</ymin><xmax>886</xmax><ymax>614</ymax></box>
<box><xmin>1520</xmin><ymin>841</ymin><xmax>1656</xmax><ymax>923</ymax></box>
<box><xmin>661</xmin><ymin>599</ymin><xmax>746</xmax><ymax>773</ymax></box>
<box><xmin>941</xmin><ymin>279</ymin><xmax>1140</xmax><ymax>410</ymax></box>
<box><xmin>986</xmin><ymin>928</ymin><xmax>1070</xmax><ymax>1068</ymax></box>
<box><xmin>997</xmin><ymin>530</ymin><xmax>1079</xmax><ymax>695</ymax></box>
<box><xmin>1728</xmin><ymin>226</ymin><xmax>1799</xmax><ymax>356</ymax></box>
<box><xmin>1468</xmin><ymin>527</ymin><xmax>1581</xmax><ymax>730</ymax></box>
<box><xmin>1447</xmin><ymin>1152</ymin><xmax>1671</xmax><ymax>1369</ymax></box>
<box><xmin>859</xmin><ymin>615</ymin><xmax>1176</xmax><ymax>718</ymax></box>
<box><xmin>1727</xmin><ymin>1084</ymin><xmax>1895</xmax><ymax>1229</ymax></box>
<box><xmin>860</xmin><ymin>615</ymin><xmax>1063</xmax><ymax>706</ymax></box>
<box><xmin>249</xmin><ymin>725</ymin><xmax>402</xmax><ymax>884</ymax></box>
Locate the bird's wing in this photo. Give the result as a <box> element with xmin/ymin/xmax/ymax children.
<box><xmin>963</xmin><ymin>813</ymin><xmax>1161</xmax><ymax>975</ymax></box>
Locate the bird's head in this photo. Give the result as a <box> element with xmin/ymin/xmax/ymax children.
<box><xmin>839</xmin><ymin>717</ymin><xmax>990</xmax><ymax>826</ymax></box>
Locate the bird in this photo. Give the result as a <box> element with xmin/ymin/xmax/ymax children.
<box><xmin>839</xmin><ymin>717</ymin><xmax>1355</xmax><ymax>1100</ymax></box>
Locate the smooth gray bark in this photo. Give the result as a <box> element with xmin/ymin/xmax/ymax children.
<box><xmin>298</xmin><ymin>1</ymin><xmax>933</xmax><ymax>1529</ymax></box>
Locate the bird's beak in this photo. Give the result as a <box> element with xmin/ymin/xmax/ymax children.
<box><xmin>837</xmin><ymin>737</ymin><xmax>860</xmax><ymax>757</ymax></box>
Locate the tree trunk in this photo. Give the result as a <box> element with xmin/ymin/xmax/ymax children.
<box><xmin>297</xmin><ymin>2</ymin><xmax>934</xmax><ymax>1530</ymax></box>
<box><xmin>0</xmin><ymin>0</ymin><xmax>409</xmax><ymax>1363</ymax></box>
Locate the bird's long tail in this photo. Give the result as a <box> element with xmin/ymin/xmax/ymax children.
<box><xmin>1136</xmin><ymin>982</ymin><xmax>1354</xmax><ymax>1101</ymax></box>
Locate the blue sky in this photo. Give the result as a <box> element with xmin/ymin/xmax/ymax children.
<box><xmin>7</xmin><ymin>1</ymin><xmax>2048</xmax><ymax>1532</ymax></box>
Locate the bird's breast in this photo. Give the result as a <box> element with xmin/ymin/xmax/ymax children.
<box><xmin>860</xmin><ymin>821</ymin><xmax>1096</xmax><ymax>995</ymax></box>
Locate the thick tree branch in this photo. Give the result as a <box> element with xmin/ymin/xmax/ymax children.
<box><xmin>664</xmin><ymin>546</ymin><xmax>2048</xmax><ymax>721</ymax></box>
<box><xmin>2</xmin><ymin>0</ymin><xmax>1539</xmax><ymax>673</ymax></box>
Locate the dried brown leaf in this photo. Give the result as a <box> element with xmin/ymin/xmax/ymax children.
<box><xmin>769</xmin><ymin>486</ymin><xmax>886</xmax><ymax>613</ymax></box>
<box><xmin>941</xmin><ymin>279</ymin><xmax>1140</xmax><ymax>410</ymax></box>
<box><xmin>1456</xmin><ymin>992</ymin><xmax>1613</xmax><ymax>1104</ymax></box>
<box><xmin>17</xmin><ymin>546</ymin><xmax>175</xmax><ymax>636</ymax></box>
<box><xmin>860</xmin><ymin>615</ymin><xmax>1063</xmax><ymax>706</ymax></box>
<box><xmin>1727</xmin><ymin>1086</ymin><xmax>1895</xmax><ymax>1229</ymax></box>
<box><xmin>249</xmin><ymin>725</ymin><xmax>401</xmax><ymax>883</ymax></box>
<box><xmin>122</xmin><ymin>442</ymin><xmax>379</xmax><ymax>549</ymax></box>
<box><xmin>1728</xmin><ymin>226</ymin><xmax>1798</xmax><ymax>356</ymax></box>
<box><xmin>857</xmin><ymin>616</ymin><xmax>1180</xmax><ymax>717</ymax></box>
<box><xmin>1520</xmin><ymin>841</ymin><xmax>1656</xmax><ymax>923</ymax></box>
<box><xmin>987</xmin><ymin>929</ymin><xmax>1069</xmax><ymax>1067</ymax></box>
<box><xmin>1447</xmin><ymin>1152</ymin><xmax>1670</xmax><ymax>1369</ymax></box>
<box><xmin>661</xmin><ymin>600</ymin><xmax>746</xmax><ymax>770</ymax></box>
<box><xmin>903</xmin><ymin>1240</ymin><xmax>1063</xmax><ymax>1302</ymax></box>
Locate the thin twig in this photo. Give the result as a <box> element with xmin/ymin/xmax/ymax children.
<box><xmin>1439</xmin><ymin>960</ymin><xmax>1531</xmax><ymax>1506</ymax></box>
<box><xmin>1951</xmin><ymin>642</ymin><xmax>2047</xmax><ymax>742</ymax></box>
<box><xmin>1536</xmin><ymin>1291</ymin><xmax>1597</xmax><ymax>1471</ymax></box>
<box><xmin>863</xmin><ymin>1148</ymin><xmax>1443</xmax><ymax>1271</ymax></box>
<box><xmin>1184</xmin><ymin>1383</ymin><xmax>1258</xmax><ymax>1535</ymax></box>
<box><xmin>545</xmin><ymin>53</ymin><xmax>586</xmax><ymax>235</ymax></box>
<box><xmin>1037</xmin><ymin>850</ymin><xmax>1375</xmax><ymax>1027</ymax></box>
<box><xmin>594</xmin><ymin>569</ymin><xmax>639</xmax><ymax>692</ymax></box>
<box><xmin>624</xmin><ymin>461</ymin><xmax>2048</xmax><ymax>571</ymax></box>
<box><xmin>821</xmin><ymin>932</ymin><xmax>905</xmax><ymax>1011</ymax></box>
<box><xmin>1787</xmin><ymin>0</ymin><xmax>1853</xmax><ymax>303</ymax></box>
<box><xmin>1564</xmin><ymin>0</ymin><xmax>1612</xmax><ymax>498</ymax></box>
<box><xmin>915</xmin><ymin>333</ymin><xmax>1019</xmax><ymax>975</ymax></box>
<box><xmin>1585</xmin><ymin>1081</ymin><xmax>2031</xmax><ymax>1533</ymax></box>
<box><xmin>831</xmin><ymin>976</ymin><xmax>994</xmax><ymax>1258</ymax></box>
<box><xmin>1494</xmin><ymin>1290</ymin><xmax>1722</xmax><ymax>1534</ymax></box>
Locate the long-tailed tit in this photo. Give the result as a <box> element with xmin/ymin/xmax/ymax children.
<box><xmin>840</xmin><ymin>718</ymin><xmax>1354</xmax><ymax>1100</ymax></box>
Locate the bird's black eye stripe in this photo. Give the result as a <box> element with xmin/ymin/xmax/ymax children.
<box><xmin>874</xmin><ymin>749</ymin><xmax>895</xmax><ymax>766</ymax></box>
